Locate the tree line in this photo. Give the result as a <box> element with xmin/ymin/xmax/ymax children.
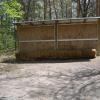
<box><xmin>19</xmin><ymin>0</ymin><xmax>100</xmax><ymax>20</ymax></box>
<box><xmin>0</xmin><ymin>0</ymin><xmax>100</xmax><ymax>21</ymax></box>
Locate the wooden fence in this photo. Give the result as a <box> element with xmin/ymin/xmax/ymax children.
<box><xmin>15</xmin><ymin>18</ymin><xmax>100</xmax><ymax>60</ymax></box>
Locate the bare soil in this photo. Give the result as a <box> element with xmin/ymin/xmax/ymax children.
<box><xmin>0</xmin><ymin>55</ymin><xmax>100</xmax><ymax>100</ymax></box>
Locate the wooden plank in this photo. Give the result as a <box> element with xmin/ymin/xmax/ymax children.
<box><xmin>97</xmin><ymin>19</ymin><xmax>100</xmax><ymax>55</ymax></box>
<box><xmin>19</xmin><ymin>38</ymin><xmax>98</xmax><ymax>43</ymax></box>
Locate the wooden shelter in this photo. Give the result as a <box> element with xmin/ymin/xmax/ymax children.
<box><xmin>15</xmin><ymin>17</ymin><xmax>100</xmax><ymax>60</ymax></box>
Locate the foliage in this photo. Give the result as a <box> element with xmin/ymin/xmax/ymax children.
<box><xmin>0</xmin><ymin>0</ymin><xmax>23</xmax><ymax>53</ymax></box>
<box><xmin>0</xmin><ymin>0</ymin><xmax>23</xmax><ymax>18</ymax></box>
<box><xmin>0</xmin><ymin>16</ymin><xmax>15</xmax><ymax>53</ymax></box>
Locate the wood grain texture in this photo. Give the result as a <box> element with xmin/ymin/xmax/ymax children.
<box><xmin>16</xmin><ymin>21</ymin><xmax>98</xmax><ymax>60</ymax></box>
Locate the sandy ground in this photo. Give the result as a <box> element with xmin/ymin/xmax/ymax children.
<box><xmin>0</xmin><ymin>56</ymin><xmax>100</xmax><ymax>100</ymax></box>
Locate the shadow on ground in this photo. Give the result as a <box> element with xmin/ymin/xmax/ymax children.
<box><xmin>1</xmin><ymin>56</ymin><xmax>91</xmax><ymax>64</ymax></box>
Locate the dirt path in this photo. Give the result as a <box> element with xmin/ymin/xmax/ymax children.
<box><xmin>0</xmin><ymin>56</ymin><xmax>100</xmax><ymax>100</ymax></box>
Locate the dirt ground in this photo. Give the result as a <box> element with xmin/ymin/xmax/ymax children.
<box><xmin>0</xmin><ymin>55</ymin><xmax>100</xmax><ymax>100</ymax></box>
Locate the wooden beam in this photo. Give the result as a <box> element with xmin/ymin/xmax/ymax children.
<box><xmin>97</xmin><ymin>19</ymin><xmax>100</xmax><ymax>55</ymax></box>
<box><xmin>96</xmin><ymin>0</ymin><xmax>100</xmax><ymax>16</ymax></box>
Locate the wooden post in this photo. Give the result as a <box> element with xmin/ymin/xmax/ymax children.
<box><xmin>96</xmin><ymin>0</ymin><xmax>100</xmax><ymax>16</ymax></box>
<box><xmin>97</xmin><ymin>18</ymin><xmax>100</xmax><ymax>56</ymax></box>
<box><xmin>16</xmin><ymin>24</ymin><xmax>21</xmax><ymax>52</ymax></box>
<box><xmin>54</xmin><ymin>20</ymin><xmax>58</xmax><ymax>50</ymax></box>
<box><xmin>14</xmin><ymin>18</ymin><xmax>17</xmax><ymax>51</ymax></box>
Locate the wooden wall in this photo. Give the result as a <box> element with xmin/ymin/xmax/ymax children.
<box><xmin>16</xmin><ymin>20</ymin><xmax>98</xmax><ymax>60</ymax></box>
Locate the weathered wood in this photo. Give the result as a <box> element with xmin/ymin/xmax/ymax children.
<box><xmin>16</xmin><ymin>20</ymin><xmax>98</xmax><ymax>60</ymax></box>
<box><xmin>54</xmin><ymin>20</ymin><xmax>58</xmax><ymax>50</ymax></box>
<box><xmin>16</xmin><ymin>49</ymin><xmax>96</xmax><ymax>60</ymax></box>
<box><xmin>97</xmin><ymin>19</ymin><xmax>100</xmax><ymax>55</ymax></box>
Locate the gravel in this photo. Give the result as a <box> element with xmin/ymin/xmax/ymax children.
<box><xmin>0</xmin><ymin>56</ymin><xmax>100</xmax><ymax>100</ymax></box>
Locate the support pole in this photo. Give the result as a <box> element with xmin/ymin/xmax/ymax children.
<box><xmin>54</xmin><ymin>20</ymin><xmax>58</xmax><ymax>50</ymax></box>
<box><xmin>14</xmin><ymin>18</ymin><xmax>16</xmax><ymax>51</ymax></box>
<box><xmin>97</xmin><ymin>18</ymin><xmax>100</xmax><ymax>56</ymax></box>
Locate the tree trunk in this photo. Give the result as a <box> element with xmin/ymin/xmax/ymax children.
<box><xmin>60</xmin><ymin>0</ymin><xmax>64</xmax><ymax>18</ymax></box>
<box><xmin>48</xmin><ymin>0</ymin><xmax>52</xmax><ymax>20</ymax></box>
<box><xmin>53</xmin><ymin>0</ymin><xmax>58</xmax><ymax>19</ymax></box>
<box><xmin>96</xmin><ymin>0</ymin><xmax>100</xmax><ymax>16</ymax></box>
<box><xmin>32</xmin><ymin>0</ymin><xmax>36</xmax><ymax>21</ymax></box>
<box><xmin>43</xmin><ymin>0</ymin><xmax>47</xmax><ymax>20</ymax></box>
<box><xmin>65</xmin><ymin>3</ymin><xmax>67</xmax><ymax>18</ymax></box>
<box><xmin>77</xmin><ymin>0</ymin><xmax>81</xmax><ymax>17</ymax></box>
<box><xmin>19</xmin><ymin>0</ymin><xmax>32</xmax><ymax>20</ymax></box>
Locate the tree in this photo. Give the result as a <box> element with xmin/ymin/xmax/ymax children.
<box><xmin>0</xmin><ymin>0</ymin><xmax>23</xmax><ymax>18</ymax></box>
<box><xmin>73</xmin><ymin>0</ymin><xmax>96</xmax><ymax>17</ymax></box>
<box><xmin>0</xmin><ymin>0</ymin><xmax>23</xmax><ymax>51</ymax></box>
<box><xmin>48</xmin><ymin>0</ymin><xmax>52</xmax><ymax>20</ymax></box>
<box><xmin>96</xmin><ymin>0</ymin><xmax>100</xmax><ymax>16</ymax></box>
<box><xmin>77</xmin><ymin>0</ymin><xmax>81</xmax><ymax>17</ymax></box>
